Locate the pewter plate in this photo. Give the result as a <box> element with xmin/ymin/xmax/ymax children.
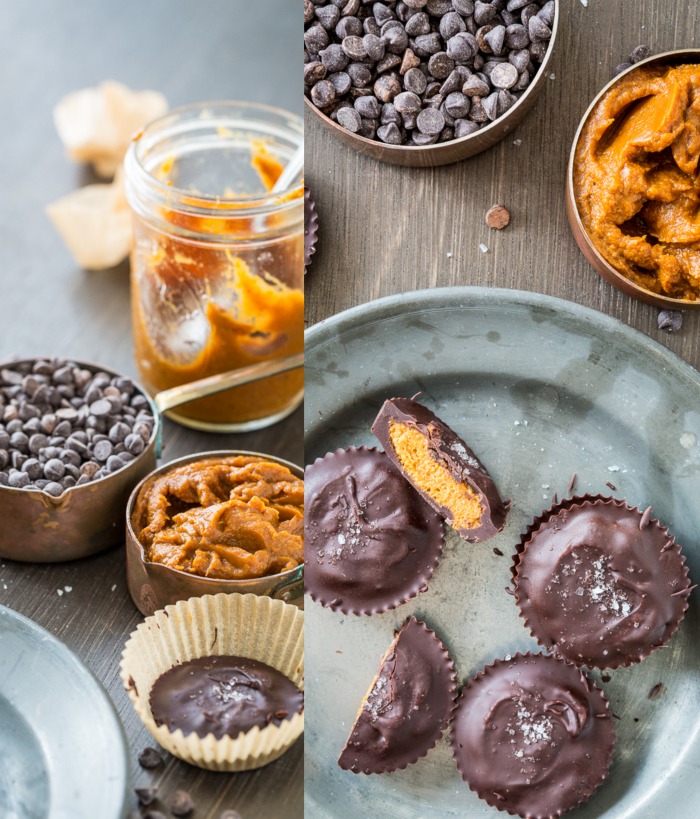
<box><xmin>304</xmin><ymin>287</ymin><xmax>700</xmax><ymax>819</ymax></box>
<box><xmin>0</xmin><ymin>605</ymin><xmax>130</xmax><ymax>819</ymax></box>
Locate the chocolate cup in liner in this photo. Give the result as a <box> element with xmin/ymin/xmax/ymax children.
<box><xmin>512</xmin><ymin>495</ymin><xmax>691</xmax><ymax>669</ymax></box>
<box><xmin>304</xmin><ymin>446</ymin><xmax>445</xmax><ymax>615</ymax></box>
<box><xmin>450</xmin><ymin>652</ymin><xmax>615</xmax><ymax>819</ymax></box>
<box><xmin>120</xmin><ymin>592</ymin><xmax>303</xmax><ymax>771</ymax></box>
<box><xmin>338</xmin><ymin>617</ymin><xmax>457</xmax><ymax>774</ymax></box>
<box><xmin>126</xmin><ymin>450</ymin><xmax>304</xmax><ymax>616</ymax></box>
<box><xmin>0</xmin><ymin>356</ymin><xmax>159</xmax><ymax>563</ymax></box>
<box><xmin>304</xmin><ymin>186</ymin><xmax>318</xmax><ymax>272</ymax></box>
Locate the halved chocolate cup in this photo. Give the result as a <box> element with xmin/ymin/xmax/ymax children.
<box><xmin>339</xmin><ymin>617</ymin><xmax>457</xmax><ymax>774</ymax></box>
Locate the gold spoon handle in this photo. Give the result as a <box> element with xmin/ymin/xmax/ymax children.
<box><xmin>153</xmin><ymin>353</ymin><xmax>304</xmax><ymax>414</ymax></box>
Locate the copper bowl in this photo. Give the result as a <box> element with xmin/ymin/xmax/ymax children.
<box><xmin>566</xmin><ymin>48</ymin><xmax>700</xmax><ymax>309</ymax></box>
<box><xmin>126</xmin><ymin>450</ymin><xmax>304</xmax><ymax>616</ymax></box>
<box><xmin>0</xmin><ymin>357</ymin><xmax>159</xmax><ymax>563</ymax></box>
<box><xmin>305</xmin><ymin>3</ymin><xmax>559</xmax><ymax>168</ymax></box>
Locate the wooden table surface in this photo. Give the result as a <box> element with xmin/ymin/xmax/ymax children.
<box><xmin>305</xmin><ymin>0</ymin><xmax>700</xmax><ymax>372</ymax></box>
<box><xmin>0</xmin><ymin>3</ymin><xmax>302</xmax><ymax>818</ymax></box>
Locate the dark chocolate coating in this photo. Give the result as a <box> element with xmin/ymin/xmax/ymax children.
<box><xmin>451</xmin><ymin>653</ymin><xmax>615</xmax><ymax>819</ymax></box>
<box><xmin>305</xmin><ymin>447</ymin><xmax>444</xmax><ymax>614</ymax></box>
<box><xmin>371</xmin><ymin>397</ymin><xmax>508</xmax><ymax>542</ymax></box>
<box><xmin>338</xmin><ymin>617</ymin><xmax>457</xmax><ymax>774</ymax></box>
<box><xmin>514</xmin><ymin>496</ymin><xmax>690</xmax><ymax>668</ymax></box>
<box><xmin>149</xmin><ymin>655</ymin><xmax>303</xmax><ymax>740</ymax></box>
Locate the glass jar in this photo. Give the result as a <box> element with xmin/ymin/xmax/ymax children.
<box><xmin>124</xmin><ymin>102</ymin><xmax>304</xmax><ymax>432</ymax></box>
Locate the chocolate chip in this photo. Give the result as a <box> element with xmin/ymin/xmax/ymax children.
<box><xmin>657</xmin><ymin>309</ymin><xmax>683</xmax><ymax>332</ymax></box>
<box><xmin>377</xmin><ymin>122</ymin><xmax>402</xmax><ymax>143</ymax></box>
<box><xmin>135</xmin><ymin>787</ymin><xmax>158</xmax><ymax>807</ymax></box>
<box><xmin>490</xmin><ymin>61</ymin><xmax>518</xmax><ymax>89</ymax></box>
<box><xmin>8</xmin><ymin>471</ymin><xmax>29</xmax><ymax>488</ymax></box>
<box><xmin>44</xmin><ymin>458</ymin><xmax>65</xmax><ymax>481</ymax></box>
<box><xmin>171</xmin><ymin>790</ymin><xmax>195</xmax><ymax>817</ymax></box>
<box><xmin>374</xmin><ymin>72</ymin><xmax>402</xmax><ymax>102</ymax></box>
<box><xmin>455</xmin><ymin>118</ymin><xmax>480</xmax><ymax>137</ymax></box>
<box><xmin>630</xmin><ymin>44</ymin><xmax>652</xmax><ymax>64</ymax></box>
<box><xmin>486</xmin><ymin>204</ymin><xmax>511</xmax><ymax>229</ymax></box>
<box><xmin>21</xmin><ymin>458</ymin><xmax>43</xmax><ymax>480</ymax></box>
<box><xmin>445</xmin><ymin>91</ymin><xmax>470</xmax><ymax>117</ymax></box>
<box><xmin>463</xmin><ymin>74</ymin><xmax>490</xmax><ymax>96</ymax></box>
<box><xmin>336</xmin><ymin>105</ymin><xmax>362</xmax><ymax>132</ymax></box>
<box><xmin>43</xmin><ymin>481</ymin><xmax>64</xmax><ymax>497</ymax></box>
<box><xmin>138</xmin><ymin>747</ymin><xmax>163</xmax><ymax>769</ymax></box>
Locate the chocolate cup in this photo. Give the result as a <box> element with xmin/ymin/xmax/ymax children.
<box><xmin>372</xmin><ymin>397</ymin><xmax>508</xmax><ymax>542</ymax></box>
<box><xmin>512</xmin><ymin>495</ymin><xmax>691</xmax><ymax>669</ymax></box>
<box><xmin>304</xmin><ymin>446</ymin><xmax>445</xmax><ymax>616</ymax></box>
<box><xmin>338</xmin><ymin>616</ymin><xmax>457</xmax><ymax>774</ymax></box>
<box><xmin>566</xmin><ymin>48</ymin><xmax>700</xmax><ymax>309</ymax></box>
<box><xmin>450</xmin><ymin>652</ymin><xmax>615</xmax><ymax>819</ymax></box>
<box><xmin>305</xmin><ymin>2</ymin><xmax>558</xmax><ymax>168</ymax></box>
<box><xmin>125</xmin><ymin>450</ymin><xmax>304</xmax><ymax>616</ymax></box>
<box><xmin>0</xmin><ymin>356</ymin><xmax>159</xmax><ymax>563</ymax></box>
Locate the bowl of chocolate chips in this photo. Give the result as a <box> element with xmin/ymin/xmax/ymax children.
<box><xmin>304</xmin><ymin>0</ymin><xmax>557</xmax><ymax>166</ymax></box>
<box><xmin>0</xmin><ymin>357</ymin><xmax>159</xmax><ymax>562</ymax></box>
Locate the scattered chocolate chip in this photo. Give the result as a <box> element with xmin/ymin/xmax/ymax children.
<box><xmin>613</xmin><ymin>62</ymin><xmax>632</xmax><ymax>76</ymax></box>
<box><xmin>138</xmin><ymin>747</ymin><xmax>163</xmax><ymax>769</ymax></box>
<box><xmin>171</xmin><ymin>789</ymin><xmax>195</xmax><ymax>817</ymax></box>
<box><xmin>493</xmin><ymin>547</ymin><xmax>504</xmax><ymax>556</ymax></box>
<box><xmin>485</xmin><ymin>204</ymin><xmax>511</xmax><ymax>229</ymax></box>
<box><xmin>601</xmin><ymin>673</ymin><xmax>611</xmax><ymax>683</ymax></box>
<box><xmin>648</xmin><ymin>682</ymin><xmax>663</xmax><ymax>700</ymax></box>
<box><xmin>630</xmin><ymin>44</ymin><xmax>653</xmax><ymax>64</ymax></box>
<box><xmin>657</xmin><ymin>309</ymin><xmax>683</xmax><ymax>333</ymax></box>
<box><xmin>135</xmin><ymin>787</ymin><xmax>158</xmax><ymax>807</ymax></box>
<box><xmin>605</xmin><ymin>481</ymin><xmax>617</xmax><ymax>491</ymax></box>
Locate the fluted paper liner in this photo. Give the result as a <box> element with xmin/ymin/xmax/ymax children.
<box><xmin>120</xmin><ymin>592</ymin><xmax>304</xmax><ymax>771</ymax></box>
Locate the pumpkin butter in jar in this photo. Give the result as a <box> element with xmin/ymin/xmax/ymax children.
<box><xmin>124</xmin><ymin>102</ymin><xmax>303</xmax><ymax>431</ymax></box>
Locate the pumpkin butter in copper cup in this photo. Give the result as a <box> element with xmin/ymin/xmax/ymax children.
<box><xmin>126</xmin><ymin>451</ymin><xmax>304</xmax><ymax>615</ymax></box>
<box><xmin>568</xmin><ymin>49</ymin><xmax>700</xmax><ymax>307</ymax></box>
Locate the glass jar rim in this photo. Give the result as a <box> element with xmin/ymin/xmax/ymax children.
<box><xmin>124</xmin><ymin>100</ymin><xmax>304</xmax><ymax>221</ymax></box>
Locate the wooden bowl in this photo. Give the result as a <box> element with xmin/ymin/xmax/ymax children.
<box><xmin>305</xmin><ymin>3</ymin><xmax>559</xmax><ymax>168</ymax></box>
<box><xmin>566</xmin><ymin>48</ymin><xmax>700</xmax><ymax>309</ymax></box>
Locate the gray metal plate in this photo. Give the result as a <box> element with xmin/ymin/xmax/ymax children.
<box><xmin>0</xmin><ymin>605</ymin><xmax>130</xmax><ymax>819</ymax></box>
<box><xmin>304</xmin><ymin>287</ymin><xmax>700</xmax><ymax>819</ymax></box>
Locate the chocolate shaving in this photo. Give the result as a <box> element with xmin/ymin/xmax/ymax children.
<box><xmin>551</xmin><ymin>491</ymin><xmax>558</xmax><ymax>506</ymax></box>
<box><xmin>671</xmin><ymin>583</ymin><xmax>697</xmax><ymax>597</ymax></box>
<box><xmin>493</xmin><ymin>547</ymin><xmax>504</xmax><ymax>557</ymax></box>
<box><xmin>566</xmin><ymin>472</ymin><xmax>577</xmax><ymax>495</ymax></box>
<box><xmin>605</xmin><ymin>481</ymin><xmax>617</xmax><ymax>491</ymax></box>
<box><xmin>648</xmin><ymin>682</ymin><xmax>663</xmax><ymax>700</ymax></box>
<box><xmin>504</xmin><ymin>586</ymin><xmax>515</xmax><ymax>596</ymax></box>
<box><xmin>210</xmin><ymin>626</ymin><xmax>219</xmax><ymax>652</ymax></box>
<box><xmin>639</xmin><ymin>506</ymin><xmax>652</xmax><ymax>530</ymax></box>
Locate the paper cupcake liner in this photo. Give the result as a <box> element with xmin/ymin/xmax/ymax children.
<box><xmin>511</xmin><ymin>494</ymin><xmax>691</xmax><ymax>669</ymax></box>
<box><xmin>339</xmin><ymin>617</ymin><xmax>458</xmax><ymax>774</ymax></box>
<box><xmin>305</xmin><ymin>446</ymin><xmax>445</xmax><ymax>616</ymax></box>
<box><xmin>450</xmin><ymin>652</ymin><xmax>616</xmax><ymax>819</ymax></box>
<box><xmin>304</xmin><ymin>186</ymin><xmax>318</xmax><ymax>271</ymax></box>
<box><xmin>120</xmin><ymin>592</ymin><xmax>303</xmax><ymax>771</ymax></box>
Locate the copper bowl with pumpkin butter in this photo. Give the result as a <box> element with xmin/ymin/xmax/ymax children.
<box><xmin>566</xmin><ymin>49</ymin><xmax>700</xmax><ymax>309</ymax></box>
<box><xmin>125</xmin><ymin>450</ymin><xmax>304</xmax><ymax>615</ymax></box>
